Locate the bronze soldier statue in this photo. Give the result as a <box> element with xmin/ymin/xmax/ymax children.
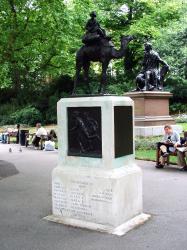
<box><xmin>82</xmin><ymin>11</ymin><xmax>111</xmax><ymax>45</ymax></box>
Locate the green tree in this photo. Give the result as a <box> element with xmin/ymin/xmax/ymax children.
<box><xmin>0</xmin><ymin>0</ymin><xmax>72</xmax><ymax>94</ymax></box>
<box><xmin>0</xmin><ymin>0</ymin><xmax>187</xmax><ymax>123</ymax></box>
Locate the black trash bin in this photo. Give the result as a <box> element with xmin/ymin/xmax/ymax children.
<box><xmin>19</xmin><ymin>130</ymin><xmax>29</xmax><ymax>146</ymax></box>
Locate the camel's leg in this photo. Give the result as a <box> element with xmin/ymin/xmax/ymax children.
<box><xmin>99</xmin><ymin>62</ymin><xmax>109</xmax><ymax>94</ymax></box>
<box><xmin>72</xmin><ymin>61</ymin><xmax>82</xmax><ymax>95</ymax></box>
<box><xmin>83</xmin><ymin>62</ymin><xmax>91</xmax><ymax>94</ymax></box>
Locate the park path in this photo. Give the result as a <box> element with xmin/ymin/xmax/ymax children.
<box><xmin>0</xmin><ymin>143</ymin><xmax>187</xmax><ymax>250</ymax></box>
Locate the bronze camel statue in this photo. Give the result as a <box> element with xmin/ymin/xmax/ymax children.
<box><xmin>73</xmin><ymin>35</ymin><xmax>133</xmax><ymax>94</ymax></box>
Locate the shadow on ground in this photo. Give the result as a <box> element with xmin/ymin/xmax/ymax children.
<box><xmin>0</xmin><ymin>160</ymin><xmax>19</xmax><ymax>179</ymax></box>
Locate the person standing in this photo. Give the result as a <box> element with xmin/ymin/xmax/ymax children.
<box><xmin>16</xmin><ymin>124</ymin><xmax>20</xmax><ymax>144</ymax></box>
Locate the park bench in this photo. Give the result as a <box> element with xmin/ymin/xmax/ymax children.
<box><xmin>155</xmin><ymin>131</ymin><xmax>187</xmax><ymax>168</ymax></box>
<box><xmin>7</xmin><ymin>129</ymin><xmax>29</xmax><ymax>145</ymax></box>
<box><xmin>25</xmin><ymin>133</ymin><xmax>48</xmax><ymax>150</ymax></box>
<box><xmin>7</xmin><ymin>132</ymin><xmax>18</xmax><ymax>144</ymax></box>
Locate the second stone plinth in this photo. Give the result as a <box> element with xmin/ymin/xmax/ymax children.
<box><xmin>124</xmin><ymin>91</ymin><xmax>174</xmax><ymax>126</ymax></box>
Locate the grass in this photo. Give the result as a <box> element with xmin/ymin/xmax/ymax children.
<box><xmin>135</xmin><ymin>149</ymin><xmax>178</xmax><ymax>164</ymax></box>
<box><xmin>180</xmin><ymin>122</ymin><xmax>187</xmax><ymax>131</ymax></box>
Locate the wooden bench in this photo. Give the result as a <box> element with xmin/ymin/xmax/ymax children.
<box><xmin>155</xmin><ymin>131</ymin><xmax>187</xmax><ymax>168</ymax></box>
<box><xmin>40</xmin><ymin>135</ymin><xmax>48</xmax><ymax>150</ymax></box>
<box><xmin>25</xmin><ymin>133</ymin><xmax>48</xmax><ymax>150</ymax></box>
<box><xmin>7</xmin><ymin>132</ymin><xmax>19</xmax><ymax>144</ymax></box>
<box><xmin>155</xmin><ymin>143</ymin><xmax>177</xmax><ymax>168</ymax></box>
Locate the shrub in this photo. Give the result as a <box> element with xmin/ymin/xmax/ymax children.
<box><xmin>170</xmin><ymin>102</ymin><xmax>187</xmax><ymax>114</ymax></box>
<box><xmin>135</xmin><ymin>136</ymin><xmax>162</xmax><ymax>150</ymax></box>
<box><xmin>175</xmin><ymin>114</ymin><xmax>187</xmax><ymax>123</ymax></box>
<box><xmin>0</xmin><ymin>106</ymin><xmax>43</xmax><ymax>126</ymax></box>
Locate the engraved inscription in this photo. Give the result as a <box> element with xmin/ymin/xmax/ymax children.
<box><xmin>53</xmin><ymin>179</ymin><xmax>93</xmax><ymax>219</ymax></box>
<box><xmin>53</xmin><ymin>182</ymin><xmax>67</xmax><ymax>211</ymax></box>
<box><xmin>53</xmin><ymin>178</ymin><xmax>113</xmax><ymax>220</ymax></box>
<box><xmin>91</xmin><ymin>189</ymin><xmax>112</xmax><ymax>203</ymax></box>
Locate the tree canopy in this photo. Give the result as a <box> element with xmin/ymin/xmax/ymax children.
<box><xmin>0</xmin><ymin>0</ymin><xmax>186</xmax><ymax>123</ymax></box>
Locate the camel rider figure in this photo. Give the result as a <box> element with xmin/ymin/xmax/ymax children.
<box><xmin>136</xmin><ymin>42</ymin><xmax>169</xmax><ymax>91</ymax></box>
<box><xmin>82</xmin><ymin>11</ymin><xmax>112</xmax><ymax>46</ymax></box>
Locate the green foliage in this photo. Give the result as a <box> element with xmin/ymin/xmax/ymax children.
<box><xmin>135</xmin><ymin>136</ymin><xmax>162</xmax><ymax>150</ymax></box>
<box><xmin>180</xmin><ymin>123</ymin><xmax>187</xmax><ymax>132</ymax></box>
<box><xmin>170</xmin><ymin>103</ymin><xmax>187</xmax><ymax>114</ymax></box>
<box><xmin>0</xmin><ymin>106</ymin><xmax>42</xmax><ymax>126</ymax></box>
<box><xmin>0</xmin><ymin>101</ymin><xmax>19</xmax><ymax>116</ymax></box>
<box><xmin>0</xmin><ymin>0</ymin><xmax>185</xmax><ymax>93</ymax></box>
<box><xmin>153</xmin><ymin>15</ymin><xmax>187</xmax><ymax>98</ymax></box>
<box><xmin>135</xmin><ymin>149</ymin><xmax>177</xmax><ymax>164</ymax></box>
<box><xmin>135</xmin><ymin>149</ymin><xmax>156</xmax><ymax>161</ymax></box>
<box><xmin>175</xmin><ymin>115</ymin><xmax>187</xmax><ymax>123</ymax></box>
<box><xmin>0</xmin><ymin>0</ymin><xmax>187</xmax><ymax>124</ymax></box>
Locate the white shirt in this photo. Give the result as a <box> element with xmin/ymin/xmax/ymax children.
<box><xmin>36</xmin><ymin>127</ymin><xmax>47</xmax><ymax>137</ymax></box>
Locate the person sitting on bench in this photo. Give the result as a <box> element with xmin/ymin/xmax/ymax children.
<box><xmin>177</xmin><ymin>132</ymin><xmax>187</xmax><ymax>171</ymax></box>
<box><xmin>48</xmin><ymin>129</ymin><xmax>57</xmax><ymax>141</ymax></box>
<box><xmin>158</xmin><ymin>124</ymin><xmax>181</xmax><ymax>168</ymax></box>
<box><xmin>32</xmin><ymin>123</ymin><xmax>47</xmax><ymax>149</ymax></box>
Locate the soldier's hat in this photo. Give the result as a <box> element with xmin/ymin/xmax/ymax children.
<box><xmin>90</xmin><ymin>11</ymin><xmax>97</xmax><ymax>17</ymax></box>
<box><xmin>144</xmin><ymin>42</ymin><xmax>152</xmax><ymax>50</ymax></box>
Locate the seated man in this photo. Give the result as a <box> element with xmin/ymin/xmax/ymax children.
<box><xmin>177</xmin><ymin>132</ymin><xmax>187</xmax><ymax>171</ymax></box>
<box><xmin>2</xmin><ymin>127</ymin><xmax>14</xmax><ymax>143</ymax></box>
<box><xmin>136</xmin><ymin>42</ymin><xmax>169</xmax><ymax>91</ymax></box>
<box><xmin>2</xmin><ymin>131</ymin><xmax>9</xmax><ymax>143</ymax></box>
<box><xmin>32</xmin><ymin>123</ymin><xmax>47</xmax><ymax>149</ymax></box>
<box><xmin>157</xmin><ymin>124</ymin><xmax>181</xmax><ymax>168</ymax></box>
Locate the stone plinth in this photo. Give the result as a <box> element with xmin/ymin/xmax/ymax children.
<box><xmin>45</xmin><ymin>96</ymin><xmax>150</xmax><ymax>235</ymax></box>
<box><xmin>124</xmin><ymin>91</ymin><xmax>174</xmax><ymax>126</ymax></box>
<box><xmin>123</xmin><ymin>91</ymin><xmax>182</xmax><ymax>136</ymax></box>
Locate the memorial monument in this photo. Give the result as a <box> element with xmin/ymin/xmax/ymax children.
<box><xmin>45</xmin><ymin>12</ymin><xmax>150</xmax><ymax>235</ymax></box>
<box><xmin>124</xmin><ymin>42</ymin><xmax>182</xmax><ymax>136</ymax></box>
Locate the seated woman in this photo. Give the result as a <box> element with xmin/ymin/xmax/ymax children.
<box><xmin>48</xmin><ymin>129</ymin><xmax>57</xmax><ymax>141</ymax></box>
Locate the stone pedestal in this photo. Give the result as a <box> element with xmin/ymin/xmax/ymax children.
<box><xmin>45</xmin><ymin>96</ymin><xmax>150</xmax><ymax>235</ymax></box>
<box><xmin>124</xmin><ymin>91</ymin><xmax>182</xmax><ymax>136</ymax></box>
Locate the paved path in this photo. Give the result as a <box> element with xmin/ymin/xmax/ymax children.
<box><xmin>0</xmin><ymin>143</ymin><xmax>187</xmax><ymax>250</ymax></box>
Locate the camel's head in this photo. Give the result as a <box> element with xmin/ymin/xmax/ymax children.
<box><xmin>120</xmin><ymin>35</ymin><xmax>134</xmax><ymax>45</ymax></box>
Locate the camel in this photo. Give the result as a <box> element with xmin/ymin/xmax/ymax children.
<box><xmin>73</xmin><ymin>35</ymin><xmax>133</xmax><ymax>94</ymax></box>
